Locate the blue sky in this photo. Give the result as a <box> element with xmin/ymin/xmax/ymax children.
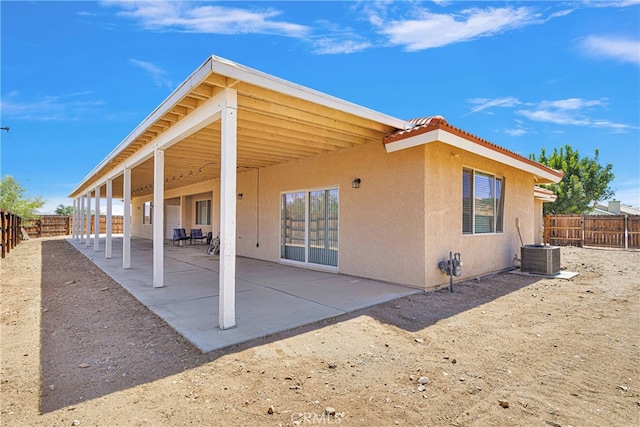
<box><xmin>1</xmin><ymin>0</ymin><xmax>639</xmax><ymax>214</ymax></box>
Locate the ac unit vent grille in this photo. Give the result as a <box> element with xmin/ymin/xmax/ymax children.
<box><xmin>521</xmin><ymin>245</ymin><xmax>561</xmax><ymax>275</ymax></box>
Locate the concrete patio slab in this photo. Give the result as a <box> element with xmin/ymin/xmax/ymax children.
<box><xmin>66</xmin><ymin>236</ymin><xmax>420</xmax><ymax>352</ymax></box>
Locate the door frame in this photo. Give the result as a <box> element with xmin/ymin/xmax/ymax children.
<box><xmin>280</xmin><ymin>185</ymin><xmax>339</xmax><ymax>271</ymax></box>
<box><xmin>165</xmin><ymin>205</ymin><xmax>182</xmax><ymax>240</ymax></box>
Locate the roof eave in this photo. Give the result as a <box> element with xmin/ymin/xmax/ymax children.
<box><xmin>208</xmin><ymin>55</ymin><xmax>411</xmax><ymax>130</ymax></box>
<box><xmin>385</xmin><ymin>127</ymin><xmax>564</xmax><ymax>184</ymax></box>
<box><xmin>534</xmin><ymin>186</ymin><xmax>558</xmax><ymax>202</ymax></box>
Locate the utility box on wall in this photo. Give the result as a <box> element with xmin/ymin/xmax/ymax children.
<box><xmin>521</xmin><ymin>245</ymin><xmax>561</xmax><ymax>275</ymax></box>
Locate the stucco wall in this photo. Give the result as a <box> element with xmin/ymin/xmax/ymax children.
<box><xmin>131</xmin><ymin>196</ymin><xmax>154</xmax><ymax>239</ymax></box>
<box><xmin>534</xmin><ymin>199</ymin><xmax>544</xmax><ymax>245</ymax></box>
<box><xmin>128</xmin><ymin>139</ymin><xmax>541</xmax><ymax>290</ymax></box>
<box><xmin>422</xmin><ymin>142</ymin><xmax>535</xmax><ymax>288</ymax></box>
<box><xmin>234</xmin><ymin>141</ymin><xmax>426</xmax><ymax>287</ymax></box>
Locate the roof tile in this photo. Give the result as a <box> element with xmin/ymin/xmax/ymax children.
<box><xmin>384</xmin><ymin>116</ymin><xmax>564</xmax><ymax>180</ymax></box>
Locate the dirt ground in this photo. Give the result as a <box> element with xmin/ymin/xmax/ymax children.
<box><xmin>1</xmin><ymin>237</ymin><xmax>638</xmax><ymax>427</ymax></box>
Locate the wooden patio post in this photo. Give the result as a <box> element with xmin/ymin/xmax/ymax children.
<box><xmin>85</xmin><ymin>192</ymin><xmax>91</xmax><ymax>247</ymax></box>
<box><xmin>79</xmin><ymin>196</ymin><xmax>85</xmax><ymax>241</ymax></box>
<box><xmin>123</xmin><ymin>167</ymin><xmax>131</xmax><ymax>269</ymax></box>
<box><xmin>153</xmin><ymin>149</ymin><xmax>165</xmax><ymax>288</ymax></box>
<box><xmin>219</xmin><ymin>88</ymin><xmax>238</xmax><ymax>330</ymax></box>
<box><xmin>94</xmin><ymin>186</ymin><xmax>101</xmax><ymax>252</ymax></box>
<box><xmin>106</xmin><ymin>179</ymin><xmax>113</xmax><ymax>259</ymax></box>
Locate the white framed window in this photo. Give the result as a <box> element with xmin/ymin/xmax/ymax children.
<box><xmin>195</xmin><ymin>199</ymin><xmax>211</xmax><ymax>225</ymax></box>
<box><xmin>463</xmin><ymin>168</ymin><xmax>505</xmax><ymax>234</ymax></box>
<box><xmin>281</xmin><ymin>187</ymin><xmax>338</xmax><ymax>268</ymax></box>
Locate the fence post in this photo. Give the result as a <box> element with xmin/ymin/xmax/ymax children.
<box><xmin>1</xmin><ymin>210</ymin><xmax>5</xmax><ymax>258</ymax></box>
<box><xmin>8</xmin><ymin>212</ymin><xmax>13</xmax><ymax>252</ymax></box>
<box><xmin>580</xmin><ymin>215</ymin><xmax>585</xmax><ymax>248</ymax></box>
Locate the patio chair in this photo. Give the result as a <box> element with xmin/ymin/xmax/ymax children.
<box><xmin>172</xmin><ymin>228</ymin><xmax>190</xmax><ymax>246</ymax></box>
<box><xmin>190</xmin><ymin>228</ymin><xmax>207</xmax><ymax>245</ymax></box>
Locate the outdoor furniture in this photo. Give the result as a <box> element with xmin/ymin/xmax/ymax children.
<box><xmin>172</xmin><ymin>228</ymin><xmax>190</xmax><ymax>246</ymax></box>
<box><xmin>190</xmin><ymin>228</ymin><xmax>207</xmax><ymax>245</ymax></box>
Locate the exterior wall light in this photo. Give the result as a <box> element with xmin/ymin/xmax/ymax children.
<box><xmin>352</xmin><ymin>178</ymin><xmax>361</xmax><ymax>189</ymax></box>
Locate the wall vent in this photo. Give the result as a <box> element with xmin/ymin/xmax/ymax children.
<box><xmin>521</xmin><ymin>245</ymin><xmax>561</xmax><ymax>275</ymax></box>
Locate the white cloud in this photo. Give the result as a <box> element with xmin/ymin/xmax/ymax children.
<box><xmin>104</xmin><ymin>1</ymin><xmax>310</xmax><ymax>37</ymax></box>
<box><xmin>580</xmin><ymin>0</ymin><xmax>640</xmax><ymax>8</ymax></box>
<box><xmin>130</xmin><ymin>59</ymin><xmax>173</xmax><ymax>89</ymax></box>
<box><xmin>312</xmin><ymin>38</ymin><xmax>372</xmax><ymax>55</ymax></box>
<box><xmin>372</xmin><ymin>6</ymin><xmax>541</xmax><ymax>51</ymax></box>
<box><xmin>504</xmin><ymin>128</ymin><xmax>527</xmax><ymax>137</ymax></box>
<box><xmin>516</xmin><ymin>98</ymin><xmax>634</xmax><ymax>132</ymax></box>
<box><xmin>548</xmin><ymin>9</ymin><xmax>575</xmax><ymax>19</ymax></box>
<box><xmin>309</xmin><ymin>20</ymin><xmax>372</xmax><ymax>54</ymax></box>
<box><xmin>580</xmin><ymin>36</ymin><xmax>640</xmax><ymax>66</ymax></box>
<box><xmin>517</xmin><ymin>109</ymin><xmax>589</xmax><ymax>126</ymax></box>
<box><xmin>467</xmin><ymin>96</ymin><xmax>635</xmax><ymax>133</ymax></box>
<box><xmin>466</xmin><ymin>97</ymin><xmax>521</xmax><ymax>115</ymax></box>
<box><xmin>0</xmin><ymin>92</ymin><xmax>105</xmax><ymax>121</ymax></box>
<box><xmin>537</xmin><ymin>98</ymin><xmax>607</xmax><ymax>110</ymax></box>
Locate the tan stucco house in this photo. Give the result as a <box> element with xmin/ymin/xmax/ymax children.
<box><xmin>69</xmin><ymin>55</ymin><xmax>563</xmax><ymax>329</ymax></box>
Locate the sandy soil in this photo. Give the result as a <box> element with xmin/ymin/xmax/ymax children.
<box><xmin>1</xmin><ymin>237</ymin><xmax>638</xmax><ymax>427</ymax></box>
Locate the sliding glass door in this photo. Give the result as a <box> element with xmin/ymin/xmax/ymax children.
<box><xmin>281</xmin><ymin>188</ymin><xmax>338</xmax><ymax>268</ymax></box>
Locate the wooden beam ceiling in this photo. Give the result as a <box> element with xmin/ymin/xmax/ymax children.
<box><xmin>71</xmin><ymin>70</ymin><xmax>396</xmax><ymax>198</ymax></box>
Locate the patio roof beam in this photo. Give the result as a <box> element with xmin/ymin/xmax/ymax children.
<box><xmin>72</xmin><ymin>87</ymin><xmax>231</xmax><ymax>197</ymax></box>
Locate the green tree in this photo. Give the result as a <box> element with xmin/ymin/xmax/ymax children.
<box><xmin>0</xmin><ymin>175</ymin><xmax>45</xmax><ymax>220</ymax></box>
<box><xmin>531</xmin><ymin>145</ymin><xmax>614</xmax><ymax>214</ymax></box>
<box><xmin>54</xmin><ymin>204</ymin><xmax>74</xmax><ymax>216</ymax></box>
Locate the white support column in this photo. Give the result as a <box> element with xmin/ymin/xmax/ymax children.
<box><xmin>180</xmin><ymin>195</ymin><xmax>187</xmax><ymax>230</ymax></box>
<box><xmin>94</xmin><ymin>186</ymin><xmax>101</xmax><ymax>251</ymax></box>
<box><xmin>105</xmin><ymin>179</ymin><xmax>113</xmax><ymax>259</ymax></box>
<box><xmin>71</xmin><ymin>199</ymin><xmax>77</xmax><ymax>239</ymax></box>
<box><xmin>153</xmin><ymin>149</ymin><xmax>165</xmax><ymax>288</ymax></box>
<box><xmin>79</xmin><ymin>197</ymin><xmax>85</xmax><ymax>241</ymax></box>
<box><xmin>85</xmin><ymin>192</ymin><xmax>91</xmax><ymax>247</ymax></box>
<box><xmin>123</xmin><ymin>167</ymin><xmax>131</xmax><ymax>269</ymax></box>
<box><xmin>219</xmin><ymin>89</ymin><xmax>238</xmax><ymax>330</ymax></box>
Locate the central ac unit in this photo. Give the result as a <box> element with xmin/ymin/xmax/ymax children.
<box><xmin>520</xmin><ymin>245</ymin><xmax>561</xmax><ymax>275</ymax></box>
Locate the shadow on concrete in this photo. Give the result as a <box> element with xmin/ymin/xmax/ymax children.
<box><xmin>39</xmin><ymin>239</ymin><xmax>541</xmax><ymax>413</ymax></box>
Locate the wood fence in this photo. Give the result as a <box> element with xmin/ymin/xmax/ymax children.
<box><xmin>23</xmin><ymin>215</ymin><xmax>124</xmax><ymax>238</ymax></box>
<box><xmin>1</xmin><ymin>210</ymin><xmax>23</xmax><ymax>258</ymax></box>
<box><xmin>544</xmin><ymin>214</ymin><xmax>640</xmax><ymax>249</ymax></box>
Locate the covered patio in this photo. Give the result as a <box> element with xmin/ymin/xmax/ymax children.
<box><xmin>66</xmin><ymin>236</ymin><xmax>420</xmax><ymax>352</ymax></box>
<box><xmin>68</xmin><ymin>55</ymin><xmax>411</xmax><ymax>331</ymax></box>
